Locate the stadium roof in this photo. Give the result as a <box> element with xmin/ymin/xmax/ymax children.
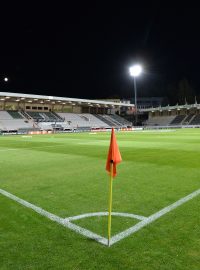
<box><xmin>0</xmin><ymin>92</ymin><xmax>135</xmax><ymax>108</ymax></box>
<box><xmin>141</xmin><ymin>103</ymin><xmax>200</xmax><ymax>112</ymax></box>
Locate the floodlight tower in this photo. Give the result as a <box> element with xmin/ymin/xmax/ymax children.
<box><xmin>129</xmin><ymin>64</ymin><xmax>142</xmax><ymax>125</ymax></box>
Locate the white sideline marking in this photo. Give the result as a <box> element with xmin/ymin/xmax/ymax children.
<box><xmin>0</xmin><ymin>188</ymin><xmax>65</xmax><ymax>223</ymax></box>
<box><xmin>0</xmin><ymin>144</ymin><xmax>66</xmax><ymax>152</ymax></box>
<box><xmin>0</xmin><ymin>188</ymin><xmax>107</xmax><ymax>246</ymax></box>
<box><xmin>110</xmin><ymin>188</ymin><xmax>200</xmax><ymax>246</ymax></box>
<box><xmin>65</xmin><ymin>212</ymin><xmax>147</xmax><ymax>222</ymax></box>
<box><xmin>0</xmin><ymin>188</ymin><xmax>199</xmax><ymax>247</ymax></box>
<box><xmin>0</xmin><ymin>148</ymin><xmax>16</xmax><ymax>152</ymax></box>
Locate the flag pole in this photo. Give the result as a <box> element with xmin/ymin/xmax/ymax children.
<box><xmin>108</xmin><ymin>161</ymin><xmax>113</xmax><ymax>247</ymax></box>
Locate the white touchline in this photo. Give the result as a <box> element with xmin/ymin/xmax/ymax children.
<box><xmin>0</xmin><ymin>144</ymin><xmax>66</xmax><ymax>152</ymax></box>
<box><xmin>0</xmin><ymin>148</ymin><xmax>17</xmax><ymax>151</ymax></box>
<box><xmin>0</xmin><ymin>188</ymin><xmax>107</xmax><ymax>246</ymax></box>
<box><xmin>0</xmin><ymin>188</ymin><xmax>199</xmax><ymax>247</ymax></box>
<box><xmin>110</xmin><ymin>188</ymin><xmax>200</xmax><ymax>246</ymax></box>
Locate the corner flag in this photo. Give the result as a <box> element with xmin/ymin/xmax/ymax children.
<box><xmin>106</xmin><ymin>128</ymin><xmax>122</xmax><ymax>177</ymax></box>
<box><xmin>106</xmin><ymin>128</ymin><xmax>122</xmax><ymax>246</ymax></box>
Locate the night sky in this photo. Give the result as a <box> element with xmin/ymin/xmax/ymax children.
<box><xmin>0</xmin><ymin>4</ymin><xmax>200</xmax><ymax>102</ymax></box>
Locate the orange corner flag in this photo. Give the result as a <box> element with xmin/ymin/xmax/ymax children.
<box><xmin>106</xmin><ymin>128</ymin><xmax>122</xmax><ymax>177</ymax></box>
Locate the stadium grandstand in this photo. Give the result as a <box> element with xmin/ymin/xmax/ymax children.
<box><xmin>0</xmin><ymin>92</ymin><xmax>134</xmax><ymax>134</ymax></box>
<box><xmin>141</xmin><ymin>103</ymin><xmax>200</xmax><ymax>128</ymax></box>
<box><xmin>2</xmin><ymin>92</ymin><xmax>200</xmax><ymax>134</ymax></box>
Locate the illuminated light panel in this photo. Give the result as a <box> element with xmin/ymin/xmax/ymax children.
<box><xmin>129</xmin><ymin>64</ymin><xmax>142</xmax><ymax>77</ymax></box>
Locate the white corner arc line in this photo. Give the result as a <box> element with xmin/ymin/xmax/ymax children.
<box><xmin>65</xmin><ymin>212</ymin><xmax>147</xmax><ymax>222</ymax></box>
<box><xmin>110</xmin><ymin>188</ymin><xmax>200</xmax><ymax>246</ymax></box>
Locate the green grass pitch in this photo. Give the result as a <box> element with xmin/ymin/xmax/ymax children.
<box><xmin>0</xmin><ymin>129</ymin><xmax>199</xmax><ymax>270</ymax></box>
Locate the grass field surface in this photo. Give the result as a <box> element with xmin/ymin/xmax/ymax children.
<box><xmin>0</xmin><ymin>129</ymin><xmax>199</xmax><ymax>269</ymax></box>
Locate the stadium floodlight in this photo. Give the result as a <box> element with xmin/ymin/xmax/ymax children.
<box><xmin>129</xmin><ymin>64</ymin><xmax>142</xmax><ymax>125</ymax></box>
<box><xmin>129</xmin><ymin>65</ymin><xmax>142</xmax><ymax>77</ymax></box>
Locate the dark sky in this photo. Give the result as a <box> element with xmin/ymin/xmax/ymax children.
<box><xmin>0</xmin><ymin>4</ymin><xmax>200</xmax><ymax>100</ymax></box>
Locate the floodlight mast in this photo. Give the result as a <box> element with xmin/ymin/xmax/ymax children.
<box><xmin>129</xmin><ymin>65</ymin><xmax>142</xmax><ymax>125</ymax></box>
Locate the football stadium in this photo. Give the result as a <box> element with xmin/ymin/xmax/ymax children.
<box><xmin>0</xmin><ymin>91</ymin><xmax>200</xmax><ymax>269</ymax></box>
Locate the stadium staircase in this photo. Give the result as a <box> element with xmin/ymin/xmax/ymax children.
<box><xmin>80</xmin><ymin>114</ymin><xmax>109</xmax><ymax>128</ymax></box>
<box><xmin>42</xmin><ymin>112</ymin><xmax>64</xmax><ymax>122</ymax></box>
<box><xmin>94</xmin><ymin>114</ymin><xmax>118</xmax><ymax>127</ymax></box>
<box><xmin>109</xmin><ymin>114</ymin><xmax>132</xmax><ymax>126</ymax></box>
<box><xmin>51</xmin><ymin>111</ymin><xmax>64</xmax><ymax>121</ymax></box>
<box><xmin>182</xmin><ymin>114</ymin><xmax>195</xmax><ymax>125</ymax></box>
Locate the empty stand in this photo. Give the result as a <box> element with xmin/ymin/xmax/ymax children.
<box><xmin>58</xmin><ymin>113</ymin><xmax>109</xmax><ymax>128</ymax></box>
<box><xmin>190</xmin><ymin>114</ymin><xmax>200</xmax><ymax>125</ymax></box>
<box><xmin>41</xmin><ymin>112</ymin><xmax>64</xmax><ymax>122</ymax></box>
<box><xmin>80</xmin><ymin>114</ymin><xmax>109</xmax><ymax>128</ymax></box>
<box><xmin>25</xmin><ymin>111</ymin><xmax>64</xmax><ymax>122</ymax></box>
<box><xmin>109</xmin><ymin>114</ymin><xmax>132</xmax><ymax>126</ymax></box>
<box><xmin>169</xmin><ymin>115</ymin><xmax>186</xmax><ymax>125</ymax></box>
<box><xmin>26</xmin><ymin>111</ymin><xmax>45</xmax><ymax>121</ymax></box>
<box><xmin>182</xmin><ymin>114</ymin><xmax>195</xmax><ymax>125</ymax></box>
<box><xmin>0</xmin><ymin>119</ymin><xmax>34</xmax><ymax>131</ymax></box>
<box><xmin>7</xmin><ymin>110</ymin><xmax>24</xmax><ymax>119</ymax></box>
<box><xmin>0</xmin><ymin>110</ymin><xmax>37</xmax><ymax>131</ymax></box>
<box><xmin>0</xmin><ymin>111</ymin><xmax>13</xmax><ymax>120</ymax></box>
<box><xmin>94</xmin><ymin>114</ymin><xmax>118</xmax><ymax>127</ymax></box>
<box><xmin>146</xmin><ymin>116</ymin><xmax>175</xmax><ymax>126</ymax></box>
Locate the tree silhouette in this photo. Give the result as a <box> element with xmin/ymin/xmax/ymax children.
<box><xmin>177</xmin><ymin>78</ymin><xmax>195</xmax><ymax>104</ymax></box>
<box><xmin>166</xmin><ymin>78</ymin><xmax>196</xmax><ymax>105</ymax></box>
